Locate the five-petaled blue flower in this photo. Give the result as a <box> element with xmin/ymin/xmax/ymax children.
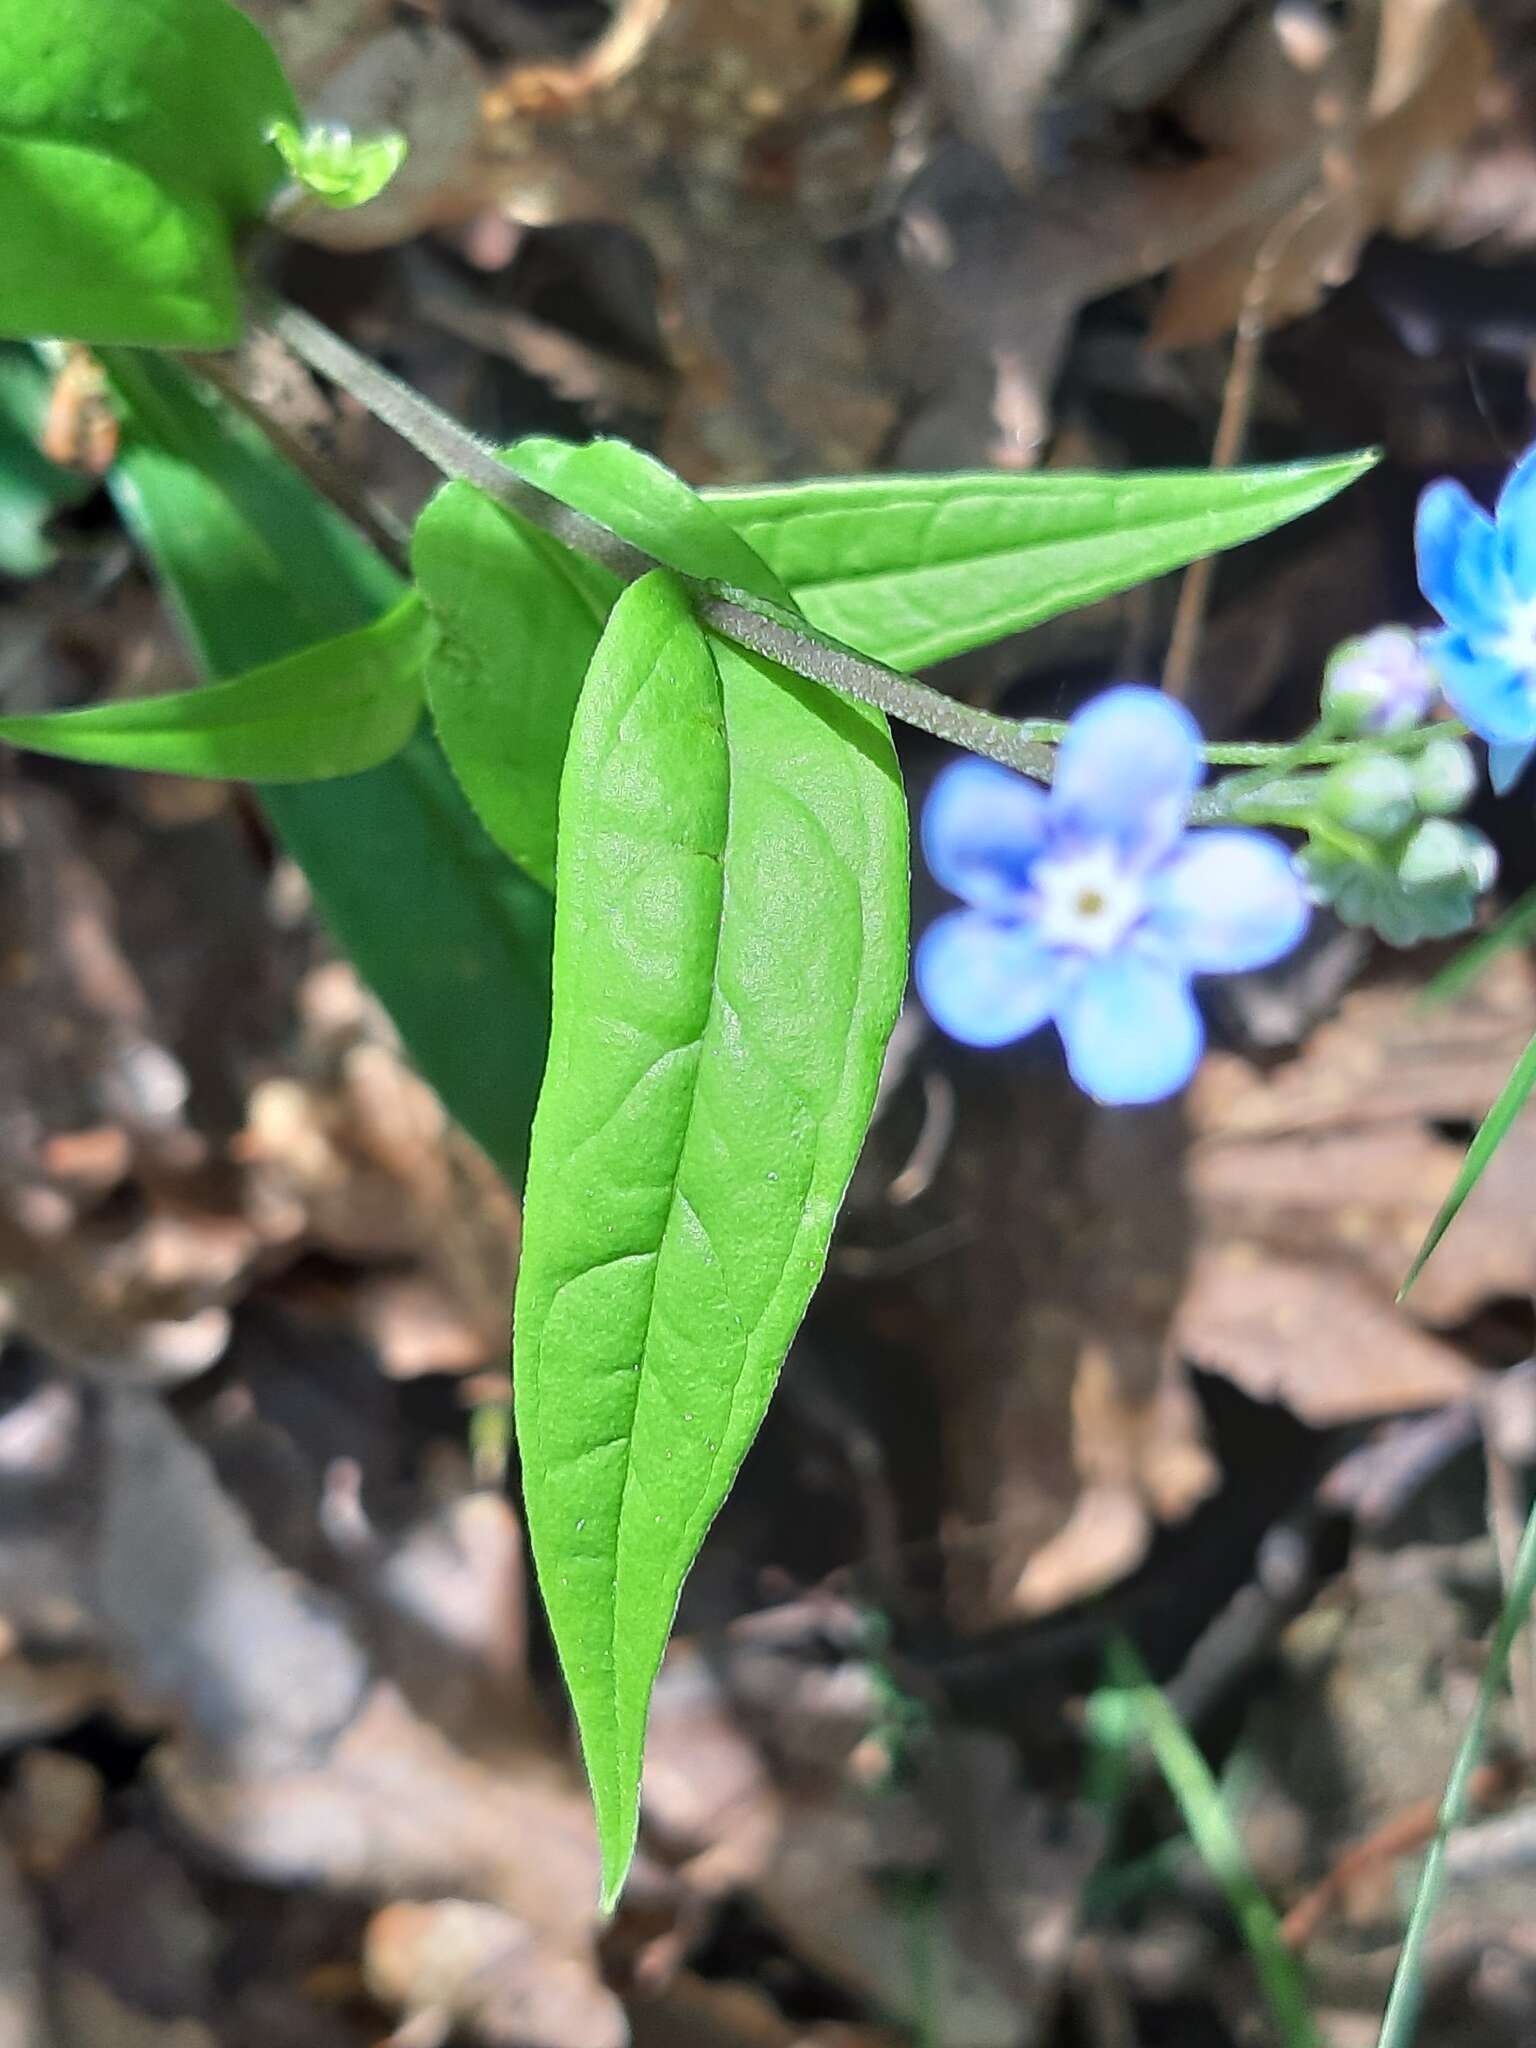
<box><xmin>1417</xmin><ymin>443</ymin><xmax>1536</xmax><ymax>792</ymax></box>
<box><xmin>915</xmin><ymin>686</ymin><xmax>1310</xmax><ymax>1104</ymax></box>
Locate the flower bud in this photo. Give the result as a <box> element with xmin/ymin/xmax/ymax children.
<box><xmin>1410</xmin><ymin>736</ymin><xmax>1477</xmax><ymax>816</ymax></box>
<box><xmin>1318</xmin><ymin>755</ymin><xmax>1417</xmax><ymax>838</ymax></box>
<box><xmin>1321</xmin><ymin>628</ymin><xmax>1439</xmax><ymax>736</ymax></box>
<box><xmin>269</xmin><ymin>119</ymin><xmax>408</xmax><ymax>211</ymax></box>
<box><xmin>1396</xmin><ymin>818</ymin><xmax>1497</xmax><ymax>894</ymax></box>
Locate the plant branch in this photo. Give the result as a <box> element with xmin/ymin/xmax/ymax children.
<box><xmin>252</xmin><ymin>293</ymin><xmax>1400</xmax><ymax>826</ymax></box>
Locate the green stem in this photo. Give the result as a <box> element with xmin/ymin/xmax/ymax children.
<box><xmin>1375</xmin><ymin>1486</ymin><xmax>1536</xmax><ymax>2048</ymax></box>
<box><xmin>252</xmin><ymin>295</ymin><xmax>1441</xmax><ymax>825</ymax></box>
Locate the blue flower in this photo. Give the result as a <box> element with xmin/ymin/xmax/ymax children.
<box><xmin>914</xmin><ymin>686</ymin><xmax>1310</xmax><ymax>1104</ymax></box>
<box><xmin>1416</xmin><ymin>443</ymin><xmax>1536</xmax><ymax>792</ymax></box>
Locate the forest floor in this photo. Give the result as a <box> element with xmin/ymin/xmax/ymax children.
<box><xmin>7</xmin><ymin>1</ymin><xmax>1536</xmax><ymax>2043</ymax></box>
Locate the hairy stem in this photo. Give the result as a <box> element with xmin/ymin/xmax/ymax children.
<box><xmin>252</xmin><ymin>294</ymin><xmax>1409</xmax><ymax>826</ymax></box>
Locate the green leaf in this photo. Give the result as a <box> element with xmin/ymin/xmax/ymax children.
<box><xmin>269</xmin><ymin>119</ymin><xmax>408</xmax><ymax>210</ymax></box>
<box><xmin>0</xmin><ymin>594</ymin><xmax>430</xmax><ymax>779</ymax></box>
<box><xmin>1098</xmin><ymin>1642</ymin><xmax>1321</xmax><ymax>2048</ymax></box>
<box><xmin>704</xmin><ymin>454</ymin><xmax>1377</xmax><ymax>669</ymax></box>
<box><xmin>508</xmin><ymin>434</ymin><xmax>794</xmax><ymax>603</ymax></box>
<box><xmin>413</xmin><ymin>480</ymin><xmax>620</xmax><ymax>891</ymax></box>
<box><xmin>514</xmin><ymin>571</ymin><xmax>907</xmax><ymax>1907</ymax></box>
<box><xmin>0</xmin><ymin>0</ymin><xmax>300</xmax><ymax>347</ymax></box>
<box><xmin>1376</xmin><ymin>1488</ymin><xmax>1536</xmax><ymax>2048</ymax></box>
<box><xmin>1399</xmin><ymin>1029</ymin><xmax>1536</xmax><ymax>1299</ymax></box>
<box><xmin>0</xmin><ymin>346</ymin><xmax>96</xmax><ymax>577</ymax></box>
<box><xmin>100</xmin><ymin>349</ymin><xmax>553</xmax><ymax>1187</ymax></box>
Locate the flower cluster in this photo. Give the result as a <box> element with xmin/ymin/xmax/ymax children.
<box><xmin>915</xmin><ymin>688</ymin><xmax>1309</xmax><ymax>1104</ymax></box>
<box><xmin>916</xmin><ymin>440</ymin><xmax>1536</xmax><ymax>1105</ymax></box>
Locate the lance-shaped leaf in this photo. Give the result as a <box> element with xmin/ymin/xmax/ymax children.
<box><xmin>0</xmin><ymin>595</ymin><xmax>430</xmax><ymax>780</ymax></box>
<box><xmin>508</xmin><ymin>434</ymin><xmax>795</xmax><ymax>602</ymax></box>
<box><xmin>514</xmin><ymin>572</ymin><xmax>907</xmax><ymax>1907</ymax></box>
<box><xmin>0</xmin><ymin>0</ymin><xmax>299</xmax><ymax>347</ymax></box>
<box><xmin>102</xmin><ymin>349</ymin><xmax>553</xmax><ymax>1187</ymax></box>
<box><xmin>704</xmin><ymin>455</ymin><xmax>1377</xmax><ymax>669</ymax></box>
<box><xmin>413</xmin><ymin>481</ymin><xmax>619</xmax><ymax>891</ymax></box>
<box><xmin>1400</xmin><ymin>1030</ymin><xmax>1536</xmax><ymax>1300</ymax></box>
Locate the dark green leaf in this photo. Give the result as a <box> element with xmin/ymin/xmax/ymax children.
<box><xmin>1399</xmin><ymin>1030</ymin><xmax>1536</xmax><ymax>1299</ymax></box>
<box><xmin>0</xmin><ymin>0</ymin><xmax>299</xmax><ymax>347</ymax></box>
<box><xmin>0</xmin><ymin>595</ymin><xmax>430</xmax><ymax>779</ymax></box>
<box><xmin>413</xmin><ymin>480</ymin><xmax>619</xmax><ymax>890</ymax></box>
<box><xmin>705</xmin><ymin>455</ymin><xmax>1377</xmax><ymax>668</ymax></box>
<box><xmin>514</xmin><ymin>571</ymin><xmax>908</xmax><ymax>1907</ymax></box>
<box><xmin>101</xmin><ymin>350</ymin><xmax>552</xmax><ymax>1186</ymax></box>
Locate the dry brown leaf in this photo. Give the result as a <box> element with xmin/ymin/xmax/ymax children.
<box><xmin>884</xmin><ymin>1069</ymin><xmax>1215</xmax><ymax>1631</ymax></box>
<box><xmin>364</xmin><ymin>1899</ymin><xmax>627</xmax><ymax>2048</ymax></box>
<box><xmin>628</xmin><ymin>1971</ymin><xmax>904</xmax><ymax>2048</ymax></box>
<box><xmin>907</xmin><ymin>0</ymin><xmax>1091</xmax><ymax>181</ymax></box>
<box><xmin>5</xmin><ymin>1750</ymin><xmax>103</xmax><ymax>1882</ymax></box>
<box><xmin>640</xmin><ymin>1644</ymin><xmax>781</xmax><ymax>1901</ymax></box>
<box><xmin>1180</xmin><ymin>950</ymin><xmax>1536</xmax><ymax>1424</ymax></box>
<box><xmin>1154</xmin><ymin>0</ymin><xmax>1493</xmax><ymax>345</ymax></box>
<box><xmin>52</xmin><ymin>1968</ymin><xmax>215</xmax><ymax>2048</ymax></box>
<box><xmin>478</xmin><ymin>0</ymin><xmax>895</xmax><ymax>477</ymax></box>
<box><xmin>0</xmin><ymin>1838</ymin><xmax>49</xmax><ymax>2048</ymax></box>
<box><xmin>1177</xmin><ymin>1252</ymin><xmax>1477</xmax><ymax>1425</ymax></box>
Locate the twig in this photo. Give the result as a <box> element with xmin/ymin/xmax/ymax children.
<box><xmin>250</xmin><ymin>293</ymin><xmax>1374</xmax><ymax>823</ymax></box>
<box><xmin>188</xmin><ymin>350</ymin><xmax>413</xmax><ymax>578</ymax></box>
<box><xmin>1280</xmin><ymin>1760</ymin><xmax>1520</xmax><ymax>1951</ymax></box>
<box><xmin>1162</xmin><ymin>192</ymin><xmax>1328</xmax><ymax>706</ymax></box>
<box><xmin>255</xmin><ymin>293</ymin><xmax>1069</xmax><ymax>782</ymax></box>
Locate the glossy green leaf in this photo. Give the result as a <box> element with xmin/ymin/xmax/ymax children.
<box><xmin>704</xmin><ymin>454</ymin><xmax>1377</xmax><ymax>669</ymax></box>
<box><xmin>514</xmin><ymin>571</ymin><xmax>907</xmax><ymax>1907</ymax></box>
<box><xmin>0</xmin><ymin>595</ymin><xmax>429</xmax><ymax>779</ymax></box>
<box><xmin>508</xmin><ymin>434</ymin><xmax>795</xmax><ymax>603</ymax></box>
<box><xmin>269</xmin><ymin>119</ymin><xmax>408</xmax><ymax>210</ymax></box>
<box><xmin>100</xmin><ymin>350</ymin><xmax>552</xmax><ymax>1186</ymax></box>
<box><xmin>0</xmin><ymin>346</ymin><xmax>96</xmax><ymax>577</ymax></box>
<box><xmin>1399</xmin><ymin>1028</ymin><xmax>1536</xmax><ymax>1299</ymax></box>
<box><xmin>0</xmin><ymin>0</ymin><xmax>299</xmax><ymax>347</ymax></box>
<box><xmin>413</xmin><ymin>480</ymin><xmax>619</xmax><ymax>890</ymax></box>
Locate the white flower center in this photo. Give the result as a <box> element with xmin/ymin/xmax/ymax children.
<box><xmin>1029</xmin><ymin>842</ymin><xmax>1145</xmax><ymax>956</ymax></box>
<box><xmin>1499</xmin><ymin>595</ymin><xmax>1536</xmax><ymax>670</ymax></box>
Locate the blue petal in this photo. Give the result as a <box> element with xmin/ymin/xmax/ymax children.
<box><xmin>1050</xmin><ymin>685</ymin><xmax>1202</xmax><ymax>863</ymax></box>
<box><xmin>1490</xmin><ymin>738</ymin><xmax>1536</xmax><ymax>795</ymax></box>
<box><xmin>915</xmin><ymin>909</ymin><xmax>1072</xmax><ymax>1048</ymax></box>
<box><xmin>1415</xmin><ymin>479</ymin><xmax>1510</xmax><ymax>638</ymax></box>
<box><xmin>922</xmin><ymin>758</ymin><xmax>1049</xmax><ymax>912</ymax></box>
<box><xmin>1056</xmin><ymin>951</ymin><xmax>1203</xmax><ymax>1104</ymax></box>
<box><xmin>1496</xmin><ymin>443</ymin><xmax>1536</xmax><ymax>594</ymax></box>
<box><xmin>1144</xmin><ymin>830</ymin><xmax>1309</xmax><ymax>975</ymax></box>
<box><xmin>1424</xmin><ymin>629</ymin><xmax>1536</xmax><ymax>745</ymax></box>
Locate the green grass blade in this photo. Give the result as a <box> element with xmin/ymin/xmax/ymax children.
<box><xmin>1376</xmin><ymin>1489</ymin><xmax>1536</xmax><ymax>2048</ymax></box>
<box><xmin>1106</xmin><ymin>1640</ymin><xmax>1321</xmax><ymax>2048</ymax></box>
<box><xmin>1422</xmin><ymin>885</ymin><xmax>1536</xmax><ymax>1006</ymax></box>
<box><xmin>1399</xmin><ymin>1030</ymin><xmax>1536</xmax><ymax>1300</ymax></box>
